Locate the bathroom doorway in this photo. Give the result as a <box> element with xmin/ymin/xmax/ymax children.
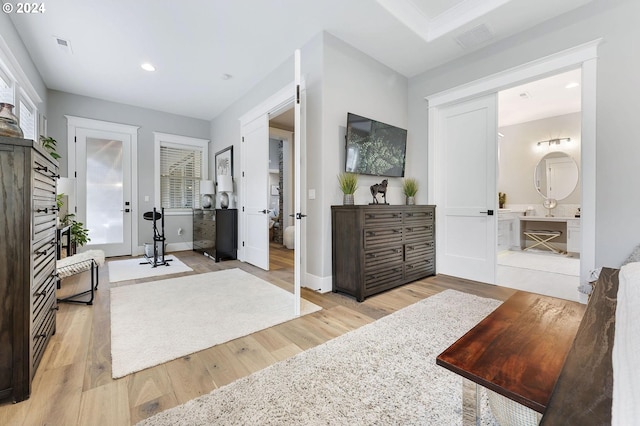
<box><xmin>496</xmin><ymin>69</ymin><xmax>582</xmax><ymax>301</ymax></box>
<box><xmin>268</xmin><ymin>108</ymin><xmax>295</xmax><ymax>271</ymax></box>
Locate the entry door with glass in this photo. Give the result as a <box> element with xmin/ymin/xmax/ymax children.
<box><xmin>75</xmin><ymin>127</ymin><xmax>133</xmax><ymax>257</ymax></box>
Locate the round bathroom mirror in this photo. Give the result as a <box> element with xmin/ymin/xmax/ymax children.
<box><xmin>534</xmin><ymin>152</ymin><xmax>578</xmax><ymax>200</ymax></box>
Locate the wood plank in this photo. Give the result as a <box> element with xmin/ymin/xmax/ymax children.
<box><xmin>78</xmin><ymin>380</ymin><xmax>130</xmax><ymax>426</ymax></box>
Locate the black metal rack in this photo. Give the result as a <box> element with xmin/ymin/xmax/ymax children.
<box><xmin>142</xmin><ymin>207</ymin><xmax>171</xmax><ymax>267</ymax></box>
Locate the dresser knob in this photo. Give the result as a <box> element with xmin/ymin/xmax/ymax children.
<box><xmin>36</xmin><ymin>207</ymin><xmax>49</xmax><ymax>213</ymax></box>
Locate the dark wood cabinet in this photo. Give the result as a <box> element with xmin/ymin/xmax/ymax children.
<box><xmin>215</xmin><ymin>208</ymin><xmax>237</xmax><ymax>262</ymax></box>
<box><xmin>331</xmin><ymin>205</ymin><xmax>436</xmax><ymax>302</ymax></box>
<box><xmin>193</xmin><ymin>209</ymin><xmax>215</xmax><ymax>258</ymax></box>
<box><xmin>0</xmin><ymin>135</ymin><xmax>58</xmax><ymax>402</ymax></box>
<box><xmin>192</xmin><ymin>208</ymin><xmax>237</xmax><ymax>262</ymax></box>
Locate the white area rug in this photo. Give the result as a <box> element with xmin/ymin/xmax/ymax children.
<box><xmin>137</xmin><ymin>290</ymin><xmax>501</xmax><ymax>425</ymax></box>
<box><xmin>107</xmin><ymin>255</ymin><xmax>193</xmax><ymax>282</ymax></box>
<box><xmin>498</xmin><ymin>251</ymin><xmax>579</xmax><ymax>276</ymax></box>
<box><xmin>110</xmin><ymin>268</ymin><xmax>322</xmax><ymax>378</ymax></box>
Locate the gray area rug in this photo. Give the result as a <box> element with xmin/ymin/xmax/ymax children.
<box><xmin>138</xmin><ymin>289</ymin><xmax>501</xmax><ymax>425</ymax></box>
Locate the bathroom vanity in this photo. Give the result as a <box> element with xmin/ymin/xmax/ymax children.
<box><xmin>519</xmin><ymin>216</ymin><xmax>581</xmax><ymax>254</ymax></box>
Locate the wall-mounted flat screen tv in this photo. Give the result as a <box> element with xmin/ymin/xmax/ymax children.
<box><xmin>345</xmin><ymin>113</ymin><xmax>407</xmax><ymax>177</ymax></box>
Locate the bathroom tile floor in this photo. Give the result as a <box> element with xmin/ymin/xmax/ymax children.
<box><xmin>497</xmin><ymin>250</ymin><xmax>580</xmax><ymax>302</ymax></box>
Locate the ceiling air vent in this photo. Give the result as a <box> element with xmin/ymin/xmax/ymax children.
<box><xmin>454</xmin><ymin>23</ymin><xmax>494</xmax><ymax>50</ymax></box>
<box><xmin>53</xmin><ymin>36</ymin><xmax>73</xmax><ymax>54</ymax></box>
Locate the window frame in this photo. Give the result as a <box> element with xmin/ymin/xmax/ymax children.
<box><xmin>153</xmin><ymin>132</ymin><xmax>209</xmax><ymax>216</ymax></box>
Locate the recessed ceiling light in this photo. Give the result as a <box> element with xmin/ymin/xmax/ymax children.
<box><xmin>221</xmin><ymin>73</ymin><xmax>233</xmax><ymax>80</ymax></box>
<box><xmin>565</xmin><ymin>82</ymin><xmax>580</xmax><ymax>89</ymax></box>
<box><xmin>141</xmin><ymin>63</ymin><xmax>156</xmax><ymax>72</ymax></box>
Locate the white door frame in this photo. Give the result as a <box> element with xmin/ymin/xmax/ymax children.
<box><xmin>66</xmin><ymin>115</ymin><xmax>139</xmax><ymax>255</ymax></box>
<box><xmin>427</xmin><ymin>39</ymin><xmax>600</xmax><ymax>288</ymax></box>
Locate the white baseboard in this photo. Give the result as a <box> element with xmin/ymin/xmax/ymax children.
<box><xmin>303</xmin><ymin>272</ymin><xmax>332</xmax><ymax>293</ymax></box>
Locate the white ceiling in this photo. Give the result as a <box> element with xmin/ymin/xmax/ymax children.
<box><xmin>8</xmin><ymin>0</ymin><xmax>593</xmax><ymax>121</ymax></box>
<box><xmin>499</xmin><ymin>68</ymin><xmax>582</xmax><ymax>127</ymax></box>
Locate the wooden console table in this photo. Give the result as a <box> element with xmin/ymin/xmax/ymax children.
<box><xmin>436</xmin><ymin>291</ymin><xmax>585</xmax><ymax>424</ymax></box>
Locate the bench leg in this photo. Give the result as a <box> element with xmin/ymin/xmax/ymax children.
<box><xmin>57</xmin><ymin>260</ymin><xmax>97</xmax><ymax>305</ymax></box>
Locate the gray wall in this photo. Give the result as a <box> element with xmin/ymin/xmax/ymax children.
<box><xmin>47</xmin><ymin>90</ymin><xmax>211</xmax><ymax>248</ymax></box>
<box><xmin>408</xmin><ymin>0</ymin><xmax>640</xmax><ymax>268</ymax></box>
<box><xmin>499</xmin><ymin>112</ymin><xmax>581</xmax><ymax>206</ymax></box>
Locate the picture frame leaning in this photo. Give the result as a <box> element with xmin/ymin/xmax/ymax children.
<box><xmin>215</xmin><ymin>146</ymin><xmax>233</xmax><ymax>178</ymax></box>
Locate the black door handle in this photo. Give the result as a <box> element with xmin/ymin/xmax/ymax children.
<box><xmin>480</xmin><ymin>210</ymin><xmax>494</xmax><ymax>216</ymax></box>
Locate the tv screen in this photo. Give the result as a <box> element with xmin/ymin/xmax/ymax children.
<box><xmin>345</xmin><ymin>113</ymin><xmax>407</xmax><ymax>177</ymax></box>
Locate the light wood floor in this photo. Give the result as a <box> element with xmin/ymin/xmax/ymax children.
<box><xmin>0</xmin><ymin>245</ymin><xmax>515</xmax><ymax>425</ymax></box>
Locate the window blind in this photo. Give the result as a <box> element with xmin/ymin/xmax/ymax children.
<box><xmin>19</xmin><ymin>99</ymin><xmax>35</xmax><ymax>140</ymax></box>
<box><xmin>160</xmin><ymin>145</ymin><xmax>203</xmax><ymax>209</ymax></box>
<box><xmin>0</xmin><ymin>69</ymin><xmax>12</xmax><ymax>104</ymax></box>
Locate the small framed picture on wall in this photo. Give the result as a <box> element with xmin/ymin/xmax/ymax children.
<box><xmin>215</xmin><ymin>146</ymin><xmax>233</xmax><ymax>177</ymax></box>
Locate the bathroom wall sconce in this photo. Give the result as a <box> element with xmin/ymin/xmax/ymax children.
<box><xmin>536</xmin><ymin>137</ymin><xmax>571</xmax><ymax>147</ymax></box>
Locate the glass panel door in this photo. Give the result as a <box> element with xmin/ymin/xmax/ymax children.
<box><xmin>86</xmin><ymin>137</ymin><xmax>124</xmax><ymax>245</ymax></box>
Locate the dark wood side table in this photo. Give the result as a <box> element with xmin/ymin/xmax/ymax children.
<box><xmin>56</xmin><ymin>224</ymin><xmax>73</xmax><ymax>259</ymax></box>
<box><xmin>436</xmin><ymin>291</ymin><xmax>585</xmax><ymax>425</ymax></box>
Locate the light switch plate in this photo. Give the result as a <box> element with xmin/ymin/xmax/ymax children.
<box><xmin>308</xmin><ymin>189</ymin><xmax>316</xmax><ymax>200</ymax></box>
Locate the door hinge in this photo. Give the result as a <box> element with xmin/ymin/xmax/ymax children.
<box><xmin>242</xmin><ymin>206</ymin><xmax>245</xmax><ymax>212</ymax></box>
<box><xmin>242</xmin><ymin>171</ymin><xmax>245</xmax><ymax>177</ymax></box>
<box><xmin>242</xmin><ymin>241</ymin><xmax>245</xmax><ymax>247</ymax></box>
<box><xmin>74</xmin><ymin>171</ymin><xmax>77</xmax><ymax>178</ymax></box>
<box><xmin>242</xmin><ymin>137</ymin><xmax>245</xmax><ymax>142</ymax></box>
<box><xmin>74</xmin><ymin>136</ymin><xmax>77</xmax><ymax>143</ymax></box>
<box><xmin>296</xmin><ymin>84</ymin><xmax>300</xmax><ymax>104</ymax></box>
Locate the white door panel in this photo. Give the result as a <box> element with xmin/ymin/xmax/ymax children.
<box><xmin>242</xmin><ymin>115</ymin><xmax>270</xmax><ymax>270</ymax></box>
<box><xmin>437</xmin><ymin>94</ymin><xmax>497</xmax><ymax>283</ymax></box>
<box><xmin>293</xmin><ymin>49</ymin><xmax>302</xmax><ymax>316</ymax></box>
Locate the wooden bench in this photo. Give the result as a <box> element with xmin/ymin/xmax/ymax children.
<box><xmin>56</xmin><ymin>250</ymin><xmax>105</xmax><ymax>305</ymax></box>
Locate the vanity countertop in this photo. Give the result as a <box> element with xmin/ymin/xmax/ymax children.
<box><xmin>519</xmin><ymin>216</ymin><xmax>580</xmax><ymax>221</ymax></box>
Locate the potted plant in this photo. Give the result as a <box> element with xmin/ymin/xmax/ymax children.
<box><xmin>62</xmin><ymin>213</ymin><xmax>91</xmax><ymax>252</ymax></box>
<box><xmin>403</xmin><ymin>178</ymin><xmax>418</xmax><ymax>205</ymax></box>
<box><xmin>337</xmin><ymin>172</ymin><xmax>358</xmax><ymax>205</ymax></box>
<box><xmin>499</xmin><ymin>192</ymin><xmax>507</xmax><ymax>209</ymax></box>
<box><xmin>39</xmin><ymin>135</ymin><xmax>61</xmax><ymax>160</ymax></box>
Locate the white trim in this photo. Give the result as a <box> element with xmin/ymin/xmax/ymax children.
<box><xmin>153</xmin><ymin>131</ymin><xmax>210</xmax><ymax>208</ymax></box>
<box><xmin>66</xmin><ymin>115</ymin><xmax>140</xmax><ymax>256</ymax></box>
<box><xmin>239</xmin><ymin>83</ymin><xmax>294</xmax><ymax>126</ymax></box>
<box><xmin>303</xmin><ymin>272</ymin><xmax>332</xmax><ymax>293</ymax></box>
<box><xmin>427</xmin><ymin>40</ymin><xmax>600</xmax><ymax>291</ymax></box>
<box><xmin>426</xmin><ymin>39</ymin><xmax>602</xmax><ymax>107</ymax></box>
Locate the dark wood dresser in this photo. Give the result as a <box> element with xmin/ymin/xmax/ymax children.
<box><xmin>331</xmin><ymin>204</ymin><xmax>436</xmax><ymax>301</ymax></box>
<box><xmin>0</xmin><ymin>135</ymin><xmax>58</xmax><ymax>402</ymax></box>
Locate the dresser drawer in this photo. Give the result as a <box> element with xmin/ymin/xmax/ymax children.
<box><xmin>32</xmin><ymin>299</ymin><xmax>55</xmax><ymax>372</ymax></box>
<box><xmin>405</xmin><ymin>240</ymin><xmax>435</xmax><ymax>262</ymax></box>
<box><xmin>364</xmin><ymin>245</ymin><xmax>404</xmax><ymax>271</ymax></box>
<box><xmin>33</xmin><ymin>154</ymin><xmax>57</xmax><ymax>200</ymax></box>
<box><xmin>404</xmin><ymin>208</ymin><xmax>434</xmax><ymax>223</ymax></box>
<box><xmin>363</xmin><ymin>227</ymin><xmax>403</xmax><ymax>249</ymax></box>
<box><xmin>364</xmin><ymin>210</ymin><xmax>403</xmax><ymax>226</ymax></box>
<box><xmin>404</xmin><ymin>223</ymin><xmax>434</xmax><ymax>243</ymax></box>
<box><xmin>32</xmin><ymin>274</ymin><xmax>57</xmax><ymax>333</ymax></box>
<box><xmin>364</xmin><ymin>267</ymin><xmax>403</xmax><ymax>292</ymax></box>
<box><xmin>404</xmin><ymin>257</ymin><xmax>435</xmax><ymax>282</ymax></box>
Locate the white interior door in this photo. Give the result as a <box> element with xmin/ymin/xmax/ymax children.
<box><xmin>437</xmin><ymin>94</ymin><xmax>497</xmax><ymax>283</ymax></box>
<box><xmin>242</xmin><ymin>115</ymin><xmax>270</xmax><ymax>270</ymax></box>
<box><xmin>75</xmin><ymin>128</ymin><xmax>133</xmax><ymax>257</ymax></box>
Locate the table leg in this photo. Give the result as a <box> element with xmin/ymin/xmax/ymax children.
<box><xmin>462</xmin><ymin>378</ymin><xmax>480</xmax><ymax>426</ymax></box>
